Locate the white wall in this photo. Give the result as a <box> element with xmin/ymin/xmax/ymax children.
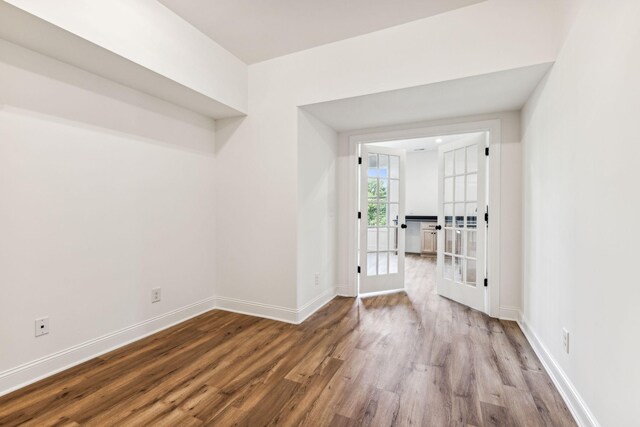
<box><xmin>297</xmin><ymin>110</ymin><xmax>338</xmax><ymax>309</ymax></box>
<box><xmin>406</xmin><ymin>150</ymin><xmax>438</xmax><ymax>216</ymax></box>
<box><xmin>215</xmin><ymin>0</ymin><xmax>568</xmax><ymax>315</ymax></box>
<box><xmin>0</xmin><ymin>40</ymin><xmax>217</xmax><ymax>392</ymax></box>
<box><xmin>521</xmin><ymin>1</ymin><xmax>640</xmax><ymax>425</ymax></box>
<box><xmin>4</xmin><ymin>0</ymin><xmax>247</xmax><ymax>113</ymax></box>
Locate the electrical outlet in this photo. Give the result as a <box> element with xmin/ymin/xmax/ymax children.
<box><xmin>152</xmin><ymin>288</ymin><xmax>161</xmax><ymax>303</ymax></box>
<box><xmin>35</xmin><ymin>317</ymin><xmax>49</xmax><ymax>337</ymax></box>
<box><xmin>562</xmin><ymin>328</ymin><xmax>570</xmax><ymax>354</ymax></box>
<box><xmin>314</xmin><ymin>272</ymin><xmax>320</xmax><ymax>287</ymax></box>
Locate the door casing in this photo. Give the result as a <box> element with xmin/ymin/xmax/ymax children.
<box><xmin>346</xmin><ymin>119</ymin><xmax>502</xmax><ymax>318</ymax></box>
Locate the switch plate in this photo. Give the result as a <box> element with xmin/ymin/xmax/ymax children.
<box><xmin>152</xmin><ymin>288</ymin><xmax>161</xmax><ymax>303</ymax></box>
<box><xmin>35</xmin><ymin>317</ymin><xmax>49</xmax><ymax>337</ymax></box>
<box><xmin>562</xmin><ymin>328</ymin><xmax>569</xmax><ymax>354</ymax></box>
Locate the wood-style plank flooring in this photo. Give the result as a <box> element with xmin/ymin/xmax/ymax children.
<box><xmin>0</xmin><ymin>255</ymin><xmax>576</xmax><ymax>426</ymax></box>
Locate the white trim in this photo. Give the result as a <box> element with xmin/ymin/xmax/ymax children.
<box><xmin>215</xmin><ymin>288</ymin><xmax>340</xmax><ymax>325</ymax></box>
<box><xmin>498</xmin><ymin>306</ymin><xmax>522</xmax><ymax>321</ymax></box>
<box><xmin>335</xmin><ymin>284</ymin><xmax>355</xmax><ymax>297</ymax></box>
<box><xmin>346</xmin><ymin>119</ymin><xmax>502</xmax><ymax>317</ymax></box>
<box><xmin>0</xmin><ymin>297</ymin><xmax>216</xmax><ymax>397</ymax></box>
<box><xmin>215</xmin><ymin>296</ymin><xmax>299</xmax><ymax>323</ymax></box>
<box><xmin>296</xmin><ymin>288</ymin><xmax>338</xmax><ymax>323</ymax></box>
<box><xmin>518</xmin><ymin>319</ymin><xmax>600</xmax><ymax>427</ymax></box>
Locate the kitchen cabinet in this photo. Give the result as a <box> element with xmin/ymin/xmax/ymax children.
<box><xmin>421</xmin><ymin>222</ymin><xmax>437</xmax><ymax>255</ymax></box>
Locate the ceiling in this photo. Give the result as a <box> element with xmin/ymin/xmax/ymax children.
<box><xmin>301</xmin><ymin>63</ymin><xmax>553</xmax><ymax>132</ymax></box>
<box><xmin>370</xmin><ymin>133</ymin><xmax>483</xmax><ymax>152</ymax></box>
<box><xmin>158</xmin><ymin>0</ymin><xmax>484</xmax><ymax>64</ymax></box>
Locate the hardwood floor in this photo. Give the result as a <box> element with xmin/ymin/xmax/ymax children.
<box><xmin>0</xmin><ymin>255</ymin><xmax>576</xmax><ymax>426</ymax></box>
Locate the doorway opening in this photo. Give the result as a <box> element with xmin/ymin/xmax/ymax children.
<box><xmin>356</xmin><ymin>130</ymin><xmax>491</xmax><ymax>315</ymax></box>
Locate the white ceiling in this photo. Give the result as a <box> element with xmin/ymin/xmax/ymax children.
<box><xmin>158</xmin><ymin>0</ymin><xmax>484</xmax><ymax>64</ymax></box>
<box><xmin>301</xmin><ymin>63</ymin><xmax>553</xmax><ymax>132</ymax></box>
<box><xmin>370</xmin><ymin>133</ymin><xmax>483</xmax><ymax>152</ymax></box>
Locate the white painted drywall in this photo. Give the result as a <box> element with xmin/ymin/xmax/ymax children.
<box><xmin>522</xmin><ymin>1</ymin><xmax>640</xmax><ymax>425</ymax></box>
<box><xmin>297</xmin><ymin>110</ymin><xmax>338</xmax><ymax>307</ymax></box>
<box><xmin>406</xmin><ymin>150</ymin><xmax>438</xmax><ymax>216</ymax></box>
<box><xmin>215</xmin><ymin>0</ymin><xmax>570</xmax><ymax>312</ymax></box>
<box><xmin>3</xmin><ymin>0</ymin><xmax>247</xmax><ymax>114</ymax></box>
<box><xmin>0</xmin><ymin>40</ymin><xmax>217</xmax><ymax>384</ymax></box>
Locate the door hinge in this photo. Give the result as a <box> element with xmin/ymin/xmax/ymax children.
<box><xmin>357</xmin><ymin>211</ymin><xmax>361</xmax><ymax>219</ymax></box>
<box><xmin>484</xmin><ymin>278</ymin><xmax>488</xmax><ymax>287</ymax></box>
<box><xmin>485</xmin><ymin>147</ymin><xmax>489</xmax><ymax>156</ymax></box>
<box><xmin>357</xmin><ymin>266</ymin><xmax>361</xmax><ymax>274</ymax></box>
<box><xmin>484</xmin><ymin>206</ymin><xmax>489</xmax><ymax>225</ymax></box>
<box><xmin>358</xmin><ymin>156</ymin><xmax>362</xmax><ymax>164</ymax></box>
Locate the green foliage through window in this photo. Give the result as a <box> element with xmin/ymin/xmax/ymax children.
<box><xmin>368</xmin><ymin>180</ymin><xmax>387</xmax><ymax>226</ymax></box>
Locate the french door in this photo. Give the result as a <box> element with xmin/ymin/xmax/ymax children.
<box><xmin>359</xmin><ymin>145</ymin><xmax>406</xmax><ymax>294</ymax></box>
<box><xmin>436</xmin><ymin>137</ymin><xmax>487</xmax><ymax>312</ymax></box>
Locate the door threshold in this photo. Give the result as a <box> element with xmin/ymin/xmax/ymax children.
<box><xmin>359</xmin><ymin>288</ymin><xmax>405</xmax><ymax>298</ymax></box>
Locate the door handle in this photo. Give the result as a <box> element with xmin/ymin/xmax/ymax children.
<box><xmin>400</xmin><ymin>224</ymin><xmax>407</xmax><ymax>229</ymax></box>
<box><xmin>435</xmin><ymin>225</ymin><xmax>442</xmax><ymax>230</ymax></box>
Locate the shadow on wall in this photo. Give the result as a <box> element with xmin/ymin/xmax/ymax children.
<box><xmin>0</xmin><ymin>39</ymin><xmax>216</xmax><ymax>155</ymax></box>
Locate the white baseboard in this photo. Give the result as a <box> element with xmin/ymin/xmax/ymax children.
<box><xmin>296</xmin><ymin>287</ymin><xmax>338</xmax><ymax>323</ymax></box>
<box><xmin>518</xmin><ymin>319</ymin><xmax>600</xmax><ymax>427</ymax></box>
<box><xmin>498</xmin><ymin>305</ymin><xmax>522</xmax><ymax>321</ymax></box>
<box><xmin>335</xmin><ymin>284</ymin><xmax>355</xmax><ymax>297</ymax></box>
<box><xmin>215</xmin><ymin>287</ymin><xmax>339</xmax><ymax>324</ymax></box>
<box><xmin>0</xmin><ymin>297</ymin><xmax>216</xmax><ymax>398</ymax></box>
<box><xmin>214</xmin><ymin>296</ymin><xmax>299</xmax><ymax>323</ymax></box>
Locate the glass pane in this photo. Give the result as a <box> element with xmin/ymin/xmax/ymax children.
<box><xmin>466</xmin><ymin>259</ymin><xmax>477</xmax><ymax>286</ymax></box>
<box><xmin>367</xmin><ymin>202</ymin><xmax>377</xmax><ymax>226</ymax></box>
<box><xmin>390</xmin><ymin>155</ymin><xmax>399</xmax><ymax>179</ymax></box>
<box><xmin>467</xmin><ymin>145</ymin><xmax>478</xmax><ymax>173</ymax></box>
<box><xmin>445</xmin><ymin>229</ymin><xmax>453</xmax><ymax>253</ymax></box>
<box><xmin>378</xmin><ymin>179</ymin><xmax>388</xmax><ymax>201</ymax></box>
<box><xmin>368</xmin><ymin>178</ymin><xmax>377</xmax><ymax>198</ymax></box>
<box><xmin>379</xmin><ymin>252</ymin><xmax>388</xmax><ymax>275</ymax></box>
<box><xmin>377</xmin><ymin>203</ymin><xmax>387</xmax><ymax>226</ymax></box>
<box><xmin>455</xmin><ymin>203</ymin><xmax>464</xmax><ymax>228</ymax></box>
<box><xmin>454</xmin><ymin>230</ymin><xmax>462</xmax><ymax>255</ymax></box>
<box><xmin>368</xmin><ymin>153</ymin><xmax>378</xmax><ymax>177</ymax></box>
<box><xmin>379</xmin><ymin>155</ymin><xmax>389</xmax><ymax>178</ymax></box>
<box><xmin>445</xmin><ymin>203</ymin><xmax>453</xmax><ymax>227</ymax></box>
<box><xmin>467</xmin><ymin>231</ymin><xmax>477</xmax><ymax>258</ymax></box>
<box><xmin>367</xmin><ymin>229</ymin><xmax>377</xmax><ymax>252</ymax></box>
<box><xmin>389</xmin><ymin>253</ymin><xmax>398</xmax><ymax>274</ymax></box>
<box><xmin>455</xmin><ymin>148</ymin><xmax>465</xmax><ymax>175</ymax></box>
<box><xmin>388</xmin><ymin>203</ymin><xmax>399</xmax><ymax>226</ymax></box>
<box><xmin>466</xmin><ymin>203</ymin><xmax>477</xmax><ymax>229</ymax></box>
<box><xmin>367</xmin><ymin>253</ymin><xmax>377</xmax><ymax>276</ymax></box>
<box><xmin>466</xmin><ymin>173</ymin><xmax>477</xmax><ymax>202</ymax></box>
<box><xmin>378</xmin><ymin>228</ymin><xmax>388</xmax><ymax>251</ymax></box>
<box><xmin>368</xmin><ymin>153</ymin><xmax>378</xmax><ymax>168</ymax></box>
<box><xmin>389</xmin><ymin>227</ymin><xmax>398</xmax><ymax>250</ymax></box>
<box><xmin>444</xmin><ymin>177</ymin><xmax>453</xmax><ymax>202</ymax></box>
<box><xmin>445</xmin><ymin>255</ymin><xmax>453</xmax><ymax>279</ymax></box>
<box><xmin>454</xmin><ymin>256</ymin><xmax>463</xmax><ymax>283</ymax></box>
<box><xmin>455</xmin><ymin>176</ymin><xmax>464</xmax><ymax>202</ymax></box>
<box><xmin>444</xmin><ymin>151</ymin><xmax>454</xmax><ymax>176</ymax></box>
<box><xmin>389</xmin><ymin>180</ymin><xmax>399</xmax><ymax>203</ymax></box>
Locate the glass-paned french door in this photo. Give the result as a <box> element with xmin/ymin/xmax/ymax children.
<box><xmin>359</xmin><ymin>145</ymin><xmax>406</xmax><ymax>294</ymax></box>
<box><xmin>437</xmin><ymin>135</ymin><xmax>487</xmax><ymax>311</ymax></box>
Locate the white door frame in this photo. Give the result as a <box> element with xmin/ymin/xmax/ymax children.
<box><xmin>346</xmin><ymin>119</ymin><xmax>502</xmax><ymax>317</ymax></box>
